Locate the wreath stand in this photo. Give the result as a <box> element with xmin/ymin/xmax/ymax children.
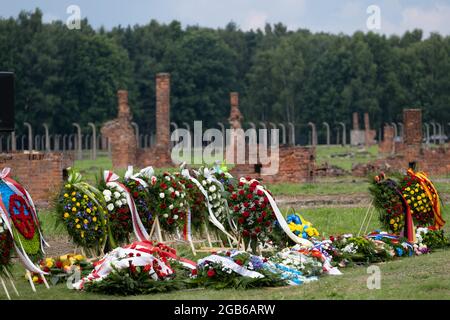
<box><xmin>0</xmin><ymin>270</ymin><xmax>19</xmax><ymax>300</ymax></box>
<box><xmin>358</xmin><ymin>200</ymin><xmax>376</xmax><ymax>237</ymax></box>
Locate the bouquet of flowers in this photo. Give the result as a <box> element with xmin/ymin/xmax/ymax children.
<box><xmin>369</xmin><ymin>173</ymin><xmax>406</xmax><ymax>234</ymax></box>
<box><xmin>193</xmin><ymin>167</ymin><xmax>229</xmax><ymax>228</ymax></box>
<box><xmin>286</xmin><ymin>213</ymin><xmax>319</xmax><ymax>239</ymax></box>
<box><xmin>175</xmin><ymin>170</ymin><xmax>208</xmax><ymax>232</ymax></box>
<box><xmin>30</xmin><ymin>254</ymin><xmax>92</xmax><ymax>285</ymax></box>
<box><xmin>331</xmin><ymin>234</ymin><xmax>393</xmax><ymax>264</ymax></box>
<box><xmin>416</xmin><ymin>227</ymin><xmax>449</xmax><ymax>250</ymax></box>
<box><xmin>193</xmin><ymin>250</ymin><xmax>286</xmax><ymax>289</ymax></box>
<box><xmin>56</xmin><ymin>168</ymin><xmax>110</xmax><ymax>253</ymax></box>
<box><xmin>0</xmin><ymin>216</ymin><xmax>13</xmax><ymax>277</ymax></box>
<box><xmin>268</xmin><ymin>248</ymin><xmax>323</xmax><ymax>284</ymax></box>
<box><xmin>122</xmin><ymin>169</ymin><xmax>154</xmax><ymax>232</ymax></box>
<box><xmin>400</xmin><ymin>172</ymin><xmax>434</xmax><ymax>227</ymax></box>
<box><xmin>227</xmin><ymin>177</ymin><xmax>276</xmax><ymax>252</ymax></box>
<box><xmin>98</xmin><ymin>182</ymin><xmax>131</xmax><ymax>245</ymax></box>
<box><xmin>146</xmin><ymin>172</ymin><xmax>188</xmax><ymax>233</ymax></box>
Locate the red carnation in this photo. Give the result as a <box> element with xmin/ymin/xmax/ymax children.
<box><xmin>257</xmin><ymin>190</ymin><xmax>264</xmax><ymax>196</ymax></box>
<box><xmin>235</xmin><ymin>259</ymin><xmax>243</xmax><ymax>266</ymax></box>
<box><xmin>231</xmin><ymin>193</ymin><xmax>238</xmax><ymax>200</ymax></box>
<box><xmin>191</xmin><ymin>269</ymin><xmax>198</xmax><ymax>276</ymax></box>
<box><xmin>160</xmin><ymin>183</ymin><xmax>167</xmax><ymax>190</ymax></box>
<box><xmin>265</xmin><ymin>221</ymin><xmax>271</xmax><ymax>226</ymax></box>
<box><xmin>260</xmin><ymin>203</ymin><xmax>266</xmax><ymax>209</ymax></box>
<box><xmin>55</xmin><ymin>261</ymin><xmax>63</xmax><ymax>269</ymax></box>
<box><xmin>239</xmin><ymin>189</ymin><xmax>245</xmax><ymax>195</ymax></box>
<box><xmin>242</xmin><ymin>211</ymin><xmax>250</xmax><ymax>218</ymax></box>
<box><xmin>242</xmin><ymin>230</ymin><xmax>250</xmax><ymax>237</ymax></box>
<box><xmin>255</xmin><ymin>227</ymin><xmax>261</xmax><ymax>233</ymax></box>
<box><xmin>234</xmin><ymin>206</ymin><xmax>240</xmax><ymax>212</ymax></box>
<box><xmin>238</xmin><ymin>218</ymin><xmax>245</xmax><ymax>224</ymax></box>
<box><xmin>207</xmin><ymin>269</ymin><xmax>216</xmax><ymax>277</ymax></box>
<box><xmin>262</xmin><ymin>211</ymin><xmax>267</xmax><ymax>218</ymax></box>
<box><xmin>263</xmin><ymin>197</ymin><xmax>269</xmax><ymax>203</ymax></box>
<box><xmin>160</xmin><ymin>203</ymin><xmax>167</xmax><ymax>209</ymax></box>
<box><xmin>250</xmin><ymin>206</ymin><xmax>256</xmax><ymax>211</ymax></box>
<box><xmin>133</xmin><ymin>191</ymin><xmax>139</xmax><ymax>198</ymax></box>
<box><xmin>239</xmin><ymin>182</ymin><xmax>244</xmax><ymax>187</ymax></box>
<box><xmin>257</xmin><ymin>217</ymin><xmax>263</xmax><ymax>223</ymax></box>
<box><xmin>247</xmin><ymin>193</ymin><xmax>253</xmax><ymax>200</ymax></box>
<box><xmin>243</xmin><ymin>202</ymin><xmax>249</xmax><ymax>208</ymax></box>
<box><xmin>143</xmin><ymin>264</ymin><xmax>152</xmax><ymax>273</ymax></box>
<box><xmin>168</xmin><ymin>218</ymin><xmax>174</xmax><ymax>224</ymax></box>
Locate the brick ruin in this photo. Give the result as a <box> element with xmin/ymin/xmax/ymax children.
<box><xmin>228</xmin><ymin>93</ymin><xmax>316</xmax><ymax>183</ymax></box>
<box><xmin>102</xmin><ymin>73</ymin><xmax>173</xmax><ymax>169</ymax></box>
<box><xmin>0</xmin><ymin>152</ymin><xmax>73</xmax><ymax>207</ymax></box>
<box><xmin>101</xmin><ymin>90</ymin><xmax>137</xmax><ymax>168</ymax></box>
<box><xmin>354</xmin><ymin>109</ymin><xmax>450</xmax><ymax>176</ymax></box>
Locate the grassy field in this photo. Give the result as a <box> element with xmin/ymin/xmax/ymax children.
<box><xmin>3</xmin><ymin>247</ymin><xmax>449</xmax><ymax>300</ymax></box>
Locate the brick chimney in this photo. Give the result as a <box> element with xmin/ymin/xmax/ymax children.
<box><xmin>403</xmin><ymin>109</ymin><xmax>422</xmax><ymax>145</ymax></box>
<box><xmin>118</xmin><ymin>90</ymin><xmax>131</xmax><ymax>120</ymax></box>
<box><xmin>364</xmin><ymin>112</ymin><xmax>370</xmax><ymax>147</ymax></box>
<box><xmin>353</xmin><ymin>112</ymin><xmax>360</xmax><ymax>130</ymax></box>
<box><xmin>228</xmin><ymin>92</ymin><xmax>243</xmax><ymax>129</ymax></box>
<box><xmin>155</xmin><ymin>73</ymin><xmax>170</xmax><ymax>149</ymax></box>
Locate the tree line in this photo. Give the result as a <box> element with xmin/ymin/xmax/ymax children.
<box><xmin>1</xmin><ymin>9</ymin><xmax>449</xmax><ymax>142</ymax></box>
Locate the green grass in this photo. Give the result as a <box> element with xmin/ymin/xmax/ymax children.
<box><xmin>315</xmin><ymin>145</ymin><xmax>379</xmax><ymax>171</ymax></box>
<box><xmin>3</xmin><ymin>248</ymin><xmax>450</xmax><ymax>300</ymax></box>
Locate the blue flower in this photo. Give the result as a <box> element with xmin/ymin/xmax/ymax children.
<box><xmin>395</xmin><ymin>247</ymin><xmax>403</xmax><ymax>256</ymax></box>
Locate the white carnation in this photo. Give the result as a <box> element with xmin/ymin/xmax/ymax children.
<box><xmin>169</xmin><ymin>187</ymin><xmax>174</xmax><ymax>193</ymax></box>
<box><xmin>104</xmin><ymin>196</ymin><xmax>111</xmax><ymax>202</ymax></box>
<box><xmin>121</xmin><ymin>198</ymin><xmax>127</xmax><ymax>205</ymax></box>
<box><xmin>175</xmin><ymin>191</ymin><xmax>180</xmax><ymax>197</ymax></box>
<box><xmin>173</xmin><ymin>215</ymin><xmax>179</xmax><ymax>220</ymax></box>
<box><xmin>107</xmin><ymin>203</ymin><xmax>114</xmax><ymax>211</ymax></box>
<box><xmin>180</xmin><ymin>202</ymin><xmax>184</xmax><ymax>207</ymax></box>
<box><xmin>114</xmin><ymin>192</ymin><xmax>121</xmax><ymax>199</ymax></box>
<box><xmin>103</xmin><ymin>189</ymin><xmax>112</xmax><ymax>197</ymax></box>
<box><xmin>115</xmin><ymin>200</ymin><xmax>122</xmax><ymax>207</ymax></box>
<box><xmin>209</xmin><ymin>185</ymin><xmax>216</xmax><ymax>192</ymax></box>
<box><xmin>165</xmin><ymin>176</ymin><xmax>171</xmax><ymax>181</ymax></box>
<box><xmin>202</xmin><ymin>180</ymin><xmax>207</xmax><ymax>186</ymax></box>
<box><xmin>169</xmin><ymin>204</ymin><xmax>174</xmax><ymax>210</ymax></box>
<box><xmin>163</xmin><ymin>214</ymin><xmax>169</xmax><ymax>218</ymax></box>
<box><xmin>159</xmin><ymin>193</ymin><xmax>165</xmax><ymax>199</ymax></box>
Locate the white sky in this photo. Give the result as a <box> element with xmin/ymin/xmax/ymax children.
<box><xmin>1</xmin><ymin>0</ymin><xmax>450</xmax><ymax>36</ymax></box>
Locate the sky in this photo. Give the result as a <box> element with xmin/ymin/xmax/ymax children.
<box><xmin>1</xmin><ymin>0</ymin><xmax>450</xmax><ymax>36</ymax></box>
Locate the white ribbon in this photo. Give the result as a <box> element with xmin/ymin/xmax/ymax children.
<box><xmin>181</xmin><ymin>169</ymin><xmax>237</xmax><ymax>243</ymax></box>
<box><xmin>198</xmin><ymin>254</ymin><xmax>264</xmax><ymax>278</ymax></box>
<box><xmin>104</xmin><ymin>170</ymin><xmax>149</xmax><ymax>242</ymax></box>
<box><xmin>248</xmin><ymin>179</ymin><xmax>313</xmax><ymax>248</ymax></box>
<box><xmin>124</xmin><ymin>166</ymin><xmax>148</xmax><ymax>187</ymax></box>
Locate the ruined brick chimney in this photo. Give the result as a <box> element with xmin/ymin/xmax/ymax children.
<box><xmin>229</xmin><ymin>92</ymin><xmax>243</xmax><ymax>129</ymax></box>
<box><xmin>155</xmin><ymin>73</ymin><xmax>171</xmax><ymax>149</ymax></box>
<box><xmin>353</xmin><ymin>112</ymin><xmax>360</xmax><ymax>130</ymax></box>
<box><xmin>100</xmin><ymin>90</ymin><xmax>136</xmax><ymax>168</ymax></box>
<box><xmin>403</xmin><ymin>109</ymin><xmax>422</xmax><ymax>145</ymax></box>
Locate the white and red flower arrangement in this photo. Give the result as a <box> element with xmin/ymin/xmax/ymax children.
<box><xmin>227</xmin><ymin>177</ymin><xmax>276</xmax><ymax>252</ymax></box>
<box><xmin>146</xmin><ymin>172</ymin><xmax>188</xmax><ymax>233</ymax></box>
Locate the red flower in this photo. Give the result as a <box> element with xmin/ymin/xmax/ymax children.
<box><xmin>257</xmin><ymin>217</ymin><xmax>263</xmax><ymax>223</ymax></box>
<box><xmin>239</xmin><ymin>190</ymin><xmax>245</xmax><ymax>196</ymax></box>
<box><xmin>265</xmin><ymin>221</ymin><xmax>271</xmax><ymax>226</ymax></box>
<box><xmin>238</xmin><ymin>218</ymin><xmax>245</xmax><ymax>224</ymax></box>
<box><xmin>246</xmin><ymin>193</ymin><xmax>253</xmax><ymax>200</ymax></box>
<box><xmin>128</xmin><ymin>253</ymin><xmax>134</xmax><ymax>257</ymax></box>
<box><xmin>242</xmin><ymin>230</ymin><xmax>250</xmax><ymax>237</ymax></box>
<box><xmin>133</xmin><ymin>192</ymin><xmax>139</xmax><ymax>198</ymax></box>
<box><xmin>235</xmin><ymin>259</ymin><xmax>243</xmax><ymax>266</ymax></box>
<box><xmin>168</xmin><ymin>218</ymin><xmax>174</xmax><ymax>224</ymax></box>
<box><xmin>242</xmin><ymin>211</ymin><xmax>250</xmax><ymax>218</ymax></box>
<box><xmin>55</xmin><ymin>261</ymin><xmax>63</xmax><ymax>269</ymax></box>
<box><xmin>191</xmin><ymin>269</ymin><xmax>198</xmax><ymax>276</ymax></box>
<box><xmin>262</xmin><ymin>211</ymin><xmax>267</xmax><ymax>218</ymax></box>
<box><xmin>234</xmin><ymin>206</ymin><xmax>240</xmax><ymax>212</ymax></box>
<box><xmin>231</xmin><ymin>193</ymin><xmax>238</xmax><ymax>200</ymax></box>
<box><xmin>143</xmin><ymin>264</ymin><xmax>152</xmax><ymax>273</ymax></box>
<box><xmin>243</xmin><ymin>202</ymin><xmax>249</xmax><ymax>208</ymax></box>
<box><xmin>255</xmin><ymin>227</ymin><xmax>261</xmax><ymax>233</ymax></box>
<box><xmin>250</xmin><ymin>206</ymin><xmax>256</xmax><ymax>211</ymax></box>
<box><xmin>160</xmin><ymin>203</ymin><xmax>167</xmax><ymax>209</ymax></box>
<box><xmin>260</xmin><ymin>203</ymin><xmax>266</xmax><ymax>209</ymax></box>
<box><xmin>160</xmin><ymin>183</ymin><xmax>167</xmax><ymax>190</ymax></box>
<box><xmin>239</xmin><ymin>182</ymin><xmax>244</xmax><ymax>187</ymax></box>
<box><xmin>257</xmin><ymin>190</ymin><xmax>264</xmax><ymax>196</ymax></box>
<box><xmin>207</xmin><ymin>269</ymin><xmax>216</xmax><ymax>277</ymax></box>
<box><xmin>129</xmin><ymin>261</ymin><xmax>136</xmax><ymax>274</ymax></box>
<box><xmin>226</xmin><ymin>251</ymin><xmax>231</xmax><ymax>256</ymax></box>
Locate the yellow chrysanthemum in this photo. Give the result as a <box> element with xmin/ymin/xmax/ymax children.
<box><xmin>72</xmin><ymin>207</ymin><xmax>77</xmax><ymax>212</ymax></box>
<box><xmin>92</xmin><ymin>217</ymin><xmax>97</xmax><ymax>222</ymax></box>
<box><xmin>64</xmin><ymin>193</ymin><xmax>69</xmax><ymax>198</ymax></box>
<box><xmin>76</xmin><ymin>224</ymin><xmax>81</xmax><ymax>229</ymax></box>
<box><xmin>75</xmin><ymin>218</ymin><xmax>79</xmax><ymax>223</ymax></box>
<box><xmin>72</xmin><ymin>197</ymin><xmax>76</xmax><ymax>202</ymax></box>
<box><xmin>64</xmin><ymin>212</ymin><xmax>70</xmax><ymax>218</ymax></box>
<box><xmin>389</xmin><ymin>219</ymin><xmax>395</xmax><ymax>224</ymax></box>
<box><xmin>83</xmin><ymin>219</ymin><xmax>88</xmax><ymax>224</ymax></box>
<box><xmin>71</xmin><ymin>191</ymin><xmax>76</xmax><ymax>196</ymax></box>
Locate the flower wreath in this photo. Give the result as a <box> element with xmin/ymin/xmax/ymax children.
<box><xmin>100</xmin><ymin>185</ymin><xmax>131</xmax><ymax>245</ymax></box>
<box><xmin>0</xmin><ymin>216</ymin><xmax>13</xmax><ymax>275</ymax></box>
<box><xmin>145</xmin><ymin>172</ymin><xmax>188</xmax><ymax>233</ymax></box>
<box><xmin>227</xmin><ymin>177</ymin><xmax>276</xmax><ymax>252</ymax></box>
<box><xmin>57</xmin><ymin>169</ymin><xmax>110</xmax><ymax>252</ymax></box>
